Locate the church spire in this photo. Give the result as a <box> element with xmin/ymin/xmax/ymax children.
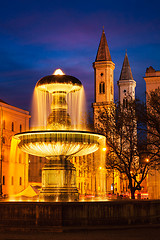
<box><xmin>117</xmin><ymin>52</ymin><xmax>136</xmax><ymax>105</ymax></box>
<box><xmin>119</xmin><ymin>52</ymin><xmax>133</xmax><ymax>80</ymax></box>
<box><xmin>95</xmin><ymin>29</ymin><xmax>112</xmax><ymax>61</ymax></box>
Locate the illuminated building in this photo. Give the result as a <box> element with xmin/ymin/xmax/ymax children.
<box><xmin>0</xmin><ymin>99</ymin><xmax>30</xmax><ymax>196</ymax></box>
<box><xmin>92</xmin><ymin>29</ymin><xmax>115</xmax><ymax>195</ymax></box>
<box><xmin>117</xmin><ymin>52</ymin><xmax>136</xmax><ymax>104</ymax></box>
<box><xmin>144</xmin><ymin>67</ymin><xmax>160</xmax><ymax>199</ymax></box>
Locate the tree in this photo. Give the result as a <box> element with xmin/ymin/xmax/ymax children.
<box><xmin>142</xmin><ymin>88</ymin><xmax>160</xmax><ymax>157</ymax></box>
<box><xmin>96</xmin><ymin>101</ymin><xmax>152</xmax><ymax>199</ymax></box>
<box><xmin>137</xmin><ymin>88</ymin><xmax>160</xmax><ymax>167</ymax></box>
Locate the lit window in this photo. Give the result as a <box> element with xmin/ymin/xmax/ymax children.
<box><xmin>99</xmin><ymin>82</ymin><xmax>105</xmax><ymax>94</ymax></box>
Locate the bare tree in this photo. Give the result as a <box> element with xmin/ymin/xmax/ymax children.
<box><xmin>96</xmin><ymin>101</ymin><xmax>152</xmax><ymax>199</ymax></box>
<box><xmin>139</xmin><ymin>88</ymin><xmax>160</xmax><ymax>162</ymax></box>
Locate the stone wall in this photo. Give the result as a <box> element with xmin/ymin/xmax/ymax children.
<box><xmin>0</xmin><ymin>200</ymin><xmax>160</xmax><ymax>230</ymax></box>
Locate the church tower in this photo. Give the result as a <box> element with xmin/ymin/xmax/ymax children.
<box><xmin>117</xmin><ymin>52</ymin><xmax>136</xmax><ymax>106</ymax></box>
<box><xmin>93</xmin><ymin>29</ymin><xmax>115</xmax><ymax>128</ymax></box>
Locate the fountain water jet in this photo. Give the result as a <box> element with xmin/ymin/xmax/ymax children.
<box><xmin>14</xmin><ymin>69</ymin><xmax>105</xmax><ymax>201</ymax></box>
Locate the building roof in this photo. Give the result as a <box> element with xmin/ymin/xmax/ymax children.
<box><xmin>119</xmin><ymin>52</ymin><xmax>133</xmax><ymax>80</ymax></box>
<box><xmin>95</xmin><ymin>29</ymin><xmax>112</xmax><ymax>61</ymax></box>
<box><xmin>0</xmin><ymin>99</ymin><xmax>7</xmax><ymax>104</ymax></box>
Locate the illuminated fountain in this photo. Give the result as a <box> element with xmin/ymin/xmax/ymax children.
<box><xmin>14</xmin><ymin>69</ymin><xmax>105</xmax><ymax>201</ymax></box>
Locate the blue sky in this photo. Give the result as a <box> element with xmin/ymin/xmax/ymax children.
<box><xmin>0</xmin><ymin>0</ymin><xmax>160</xmax><ymax>112</ymax></box>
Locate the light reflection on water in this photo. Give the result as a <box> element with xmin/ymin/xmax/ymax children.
<box><xmin>0</xmin><ymin>196</ymin><xmax>110</xmax><ymax>203</ymax></box>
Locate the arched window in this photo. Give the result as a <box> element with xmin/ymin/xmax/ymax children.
<box><xmin>12</xmin><ymin>122</ymin><xmax>14</xmax><ymax>132</ymax></box>
<box><xmin>99</xmin><ymin>82</ymin><xmax>105</xmax><ymax>94</ymax></box>
<box><xmin>20</xmin><ymin>124</ymin><xmax>22</xmax><ymax>132</ymax></box>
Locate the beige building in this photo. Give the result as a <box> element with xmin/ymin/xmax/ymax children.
<box><xmin>144</xmin><ymin>66</ymin><xmax>160</xmax><ymax>93</ymax></box>
<box><xmin>0</xmin><ymin>99</ymin><xmax>30</xmax><ymax>196</ymax></box>
<box><xmin>144</xmin><ymin>66</ymin><xmax>160</xmax><ymax>199</ymax></box>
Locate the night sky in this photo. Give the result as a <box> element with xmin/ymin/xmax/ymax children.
<box><xmin>0</xmin><ymin>0</ymin><xmax>160</xmax><ymax>114</ymax></box>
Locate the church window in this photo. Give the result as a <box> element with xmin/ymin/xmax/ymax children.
<box><xmin>99</xmin><ymin>82</ymin><xmax>105</xmax><ymax>94</ymax></box>
<box><xmin>111</xmin><ymin>85</ymin><xmax>113</xmax><ymax>95</ymax></box>
<box><xmin>100</xmin><ymin>73</ymin><xmax>103</xmax><ymax>76</ymax></box>
<box><xmin>123</xmin><ymin>99</ymin><xmax>128</xmax><ymax>108</ymax></box>
<box><xmin>12</xmin><ymin>122</ymin><xmax>14</xmax><ymax>132</ymax></box>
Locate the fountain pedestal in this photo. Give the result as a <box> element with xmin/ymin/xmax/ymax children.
<box><xmin>40</xmin><ymin>157</ymin><xmax>79</xmax><ymax>201</ymax></box>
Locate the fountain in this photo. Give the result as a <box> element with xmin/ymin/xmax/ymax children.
<box><xmin>14</xmin><ymin>69</ymin><xmax>106</xmax><ymax>201</ymax></box>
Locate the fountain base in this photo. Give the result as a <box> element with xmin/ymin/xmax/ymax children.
<box><xmin>40</xmin><ymin>157</ymin><xmax>79</xmax><ymax>201</ymax></box>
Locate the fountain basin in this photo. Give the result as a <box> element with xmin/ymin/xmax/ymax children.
<box><xmin>14</xmin><ymin>130</ymin><xmax>105</xmax><ymax>157</ymax></box>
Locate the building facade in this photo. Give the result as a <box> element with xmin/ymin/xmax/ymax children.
<box><xmin>144</xmin><ymin>67</ymin><xmax>160</xmax><ymax>199</ymax></box>
<box><xmin>0</xmin><ymin>100</ymin><xmax>30</xmax><ymax>196</ymax></box>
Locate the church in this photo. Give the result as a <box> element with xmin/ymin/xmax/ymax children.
<box><xmin>92</xmin><ymin>29</ymin><xmax>160</xmax><ymax>199</ymax></box>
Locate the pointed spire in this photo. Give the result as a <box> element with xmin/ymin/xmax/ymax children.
<box><xmin>95</xmin><ymin>29</ymin><xmax>112</xmax><ymax>61</ymax></box>
<box><xmin>119</xmin><ymin>52</ymin><xmax>133</xmax><ymax>80</ymax></box>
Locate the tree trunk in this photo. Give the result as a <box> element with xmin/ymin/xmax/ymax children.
<box><xmin>131</xmin><ymin>188</ymin><xmax>135</xmax><ymax>199</ymax></box>
<box><xmin>129</xmin><ymin>178</ymin><xmax>135</xmax><ymax>199</ymax></box>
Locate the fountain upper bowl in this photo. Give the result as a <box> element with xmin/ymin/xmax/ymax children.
<box><xmin>14</xmin><ymin>130</ymin><xmax>106</xmax><ymax>158</ymax></box>
<box><xmin>36</xmin><ymin>75</ymin><xmax>82</xmax><ymax>93</ymax></box>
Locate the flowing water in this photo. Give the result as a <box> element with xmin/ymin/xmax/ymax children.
<box><xmin>30</xmin><ymin>86</ymin><xmax>87</xmax><ymax>130</ymax></box>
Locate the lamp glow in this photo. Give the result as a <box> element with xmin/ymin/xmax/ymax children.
<box><xmin>53</xmin><ymin>68</ymin><xmax>65</xmax><ymax>75</ymax></box>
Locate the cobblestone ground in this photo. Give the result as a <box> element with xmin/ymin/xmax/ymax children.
<box><xmin>0</xmin><ymin>226</ymin><xmax>160</xmax><ymax>240</ymax></box>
